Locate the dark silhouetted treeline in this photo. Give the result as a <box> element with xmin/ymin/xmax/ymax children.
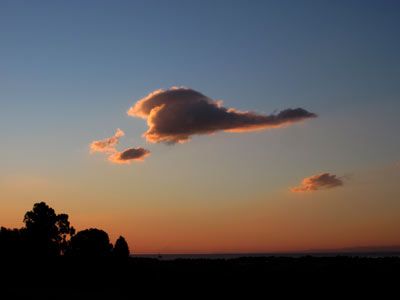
<box><xmin>0</xmin><ymin>202</ymin><xmax>129</xmax><ymax>259</ymax></box>
<box><xmin>0</xmin><ymin>202</ymin><xmax>399</xmax><ymax>298</ymax></box>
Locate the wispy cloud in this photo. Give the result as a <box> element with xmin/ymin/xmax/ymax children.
<box><xmin>128</xmin><ymin>87</ymin><xmax>317</xmax><ymax>144</ymax></box>
<box><xmin>291</xmin><ymin>173</ymin><xmax>344</xmax><ymax>193</ymax></box>
<box><xmin>90</xmin><ymin>128</ymin><xmax>125</xmax><ymax>153</ymax></box>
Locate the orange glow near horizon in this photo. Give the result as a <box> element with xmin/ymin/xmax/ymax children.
<box><xmin>1</xmin><ymin>169</ymin><xmax>399</xmax><ymax>255</ymax></box>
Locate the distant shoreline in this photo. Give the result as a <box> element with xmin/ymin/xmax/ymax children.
<box><xmin>135</xmin><ymin>250</ymin><xmax>400</xmax><ymax>260</ymax></box>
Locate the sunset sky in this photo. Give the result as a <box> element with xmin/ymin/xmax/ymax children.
<box><xmin>1</xmin><ymin>0</ymin><xmax>399</xmax><ymax>253</ymax></box>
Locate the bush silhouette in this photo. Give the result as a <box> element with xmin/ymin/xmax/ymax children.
<box><xmin>68</xmin><ymin>228</ymin><xmax>113</xmax><ymax>257</ymax></box>
<box><xmin>113</xmin><ymin>236</ymin><xmax>130</xmax><ymax>258</ymax></box>
<box><xmin>0</xmin><ymin>227</ymin><xmax>26</xmax><ymax>257</ymax></box>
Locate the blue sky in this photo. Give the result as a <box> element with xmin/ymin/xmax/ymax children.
<box><xmin>1</xmin><ymin>0</ymin><xmax>399</xmax><ymax>252</ymax></box>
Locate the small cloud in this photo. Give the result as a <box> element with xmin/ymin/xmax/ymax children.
<box><xmin>128</xmin><ymin>87</ymin><xmax>317</xmax><ymax>144</ymax></box>
<box><xmin>108</xmin><ymin>147</ymin><xmax>150</xmax><ymax>164</ymax></box>
<box><xmin>291</xmin><ymin>173</ymin><xmax>344</xmax><ymax>193</ymax></box>
<box><xmin>90</xmin><ymin>129</ymin><xmax>150</xmax><ymax>165</ymax></box>
<box><xmin>90</xmin><ymin>129</ymin><xmax>125</xmax><ymax>153</ymax></box>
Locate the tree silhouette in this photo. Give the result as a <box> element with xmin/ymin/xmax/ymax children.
<box><xmin>0</xmin><ymin>202</ymin><xmax>131</xmax><ymax>259</ymax></box>
<box><xmin>23</xmin><ymin>202</ymin><xmax>75</xmax><ymax>256</ymax></box>
<box><xmin>56</xmin><ymin>213</ymin><xmax>76</xmax><ymax>255</ymax></box>
<box><xmin>113</xmin><ymin>236</ymin><xmax>130</xmax><ymax>258</ymax></box>
<box><xmin>68</xmin><ymin>228</ymin><xmax>113</xmax><ymax>257</ymax></box>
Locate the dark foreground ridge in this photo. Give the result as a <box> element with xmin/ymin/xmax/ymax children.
<box><xmin>1</xmin><ymin>255</ymin><xmax>400</xmax><ymax>298</ymax></box>
<box><xmin>1</xmin><ymin>203</ymin><xmax>399</xmax><ymax>298</ymax></box>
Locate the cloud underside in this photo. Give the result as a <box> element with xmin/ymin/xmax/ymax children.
<box><xmin>108</xmin><ymin>148</ymin><xmax>150</xmax><ymax>164</ymax></box>
<box><xmin>291</xmin><ymin>173</ymin><xmax>343</xmax><ymax>192</ymax></box>
<box><xmin>128</xmin><ymin>87</ymin><xmax>317</xmax><ymax>144</ymax></box>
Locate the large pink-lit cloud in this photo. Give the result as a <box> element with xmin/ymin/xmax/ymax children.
<box><xmin>127</xmin><ymin>87</ymin><xmax>317</xmax><ymax>144</ymax></box>
<box><xmin>108</xmin><ymin>147</ymin><xmax>150</xmax><ymax>164</ymax></box>
<box><xmin>90</xmin><ymin>128</ymin><xmax>125</xmax><ymax>153</ymax></box>
<box><xmin>291</xmin><ymin>173</ymin><xmax>344</xmax><ymax>193</ymax></box>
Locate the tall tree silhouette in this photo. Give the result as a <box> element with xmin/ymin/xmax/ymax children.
<box><xmin>113</xmin><ymin>236</ymin><xmax>130</xmax><ymax>258</ymax></box>
<box><xmin>23</xmin><ymin>202</ymin><xmax>75</xmax><ymax>256</ymax></box>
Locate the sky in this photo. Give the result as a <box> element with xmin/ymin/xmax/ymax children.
<box><xmin>0</xmin><ymin>0</ymin><xmax>399</xmax><ymax>254</ymax></box>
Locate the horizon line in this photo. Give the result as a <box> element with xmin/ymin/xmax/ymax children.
<box><xmin>133</xmin><ymin>245</ymin><xmax>400</xmax><ymax>256</ymax></box>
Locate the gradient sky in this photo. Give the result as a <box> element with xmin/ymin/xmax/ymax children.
<box><xmin>1</xmin><ymin>0</ymin><xmax>399</xmax><ymax>253</ymax></box>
